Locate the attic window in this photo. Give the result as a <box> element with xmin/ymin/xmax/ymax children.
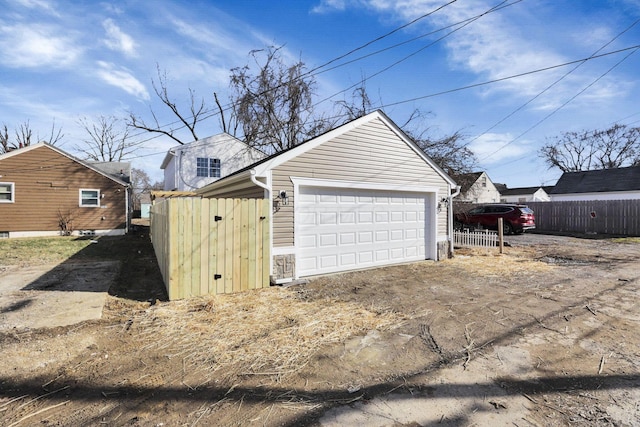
<box><xmin>80</xmin><ymin>189</ymin><xmax>100</xmax><ymax>207</ymax></box>
<box><xmin>196</xmin><ymin>157</ymin><xmax>221</xmax><ymax>178</ymax></box>
<box><xmin>0</xmin><ymin>182</ymin><xmax>14</xmax><ymax>203</ymax></box>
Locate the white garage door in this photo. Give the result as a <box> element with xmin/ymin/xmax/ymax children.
<box><xmin>296</xmin><ymin>186</ymin><xmax>431</xmax><ymax>277</ymax></box>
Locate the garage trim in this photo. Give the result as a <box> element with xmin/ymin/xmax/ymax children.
<box><xmin>291</xmin><ymin>177</ymin><xmax>440</xmax><ymax>278</ymax></box>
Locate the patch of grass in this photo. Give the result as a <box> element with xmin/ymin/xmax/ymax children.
<box><xmin>611</xmin><ymin>237</ymin><xmax>640</xmax><ymax>244</ymax></box>
<box><xmin>0</xmin><ymin>236</ymin><xmax>118</xmax><ymax>266</ymax></box>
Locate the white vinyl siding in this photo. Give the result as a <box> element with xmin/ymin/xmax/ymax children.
<box><xmin>272</xmin><ymin>117</ymin><xmax>448</xmax><ymax>247</ymax></box>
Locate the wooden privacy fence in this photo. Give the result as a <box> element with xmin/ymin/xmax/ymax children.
<box><xmin>151</xmin><ymin>197</ymin><xmax>270</xmax><ymax>300</ymax></box>
<box><xmin>528</xmin><ymin>200</ymin><xmax>640</xmax><ymax>236</ymax></box>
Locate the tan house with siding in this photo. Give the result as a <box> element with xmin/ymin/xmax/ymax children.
<box><xmin>196</xmin><ymin>110</ymin><xmax>459</xmax><ymax>283</ymax></box>
<box><xmin>0</xmin><ymin>143</ymin><xmax>131</xmax><ymax>238</ymax></box>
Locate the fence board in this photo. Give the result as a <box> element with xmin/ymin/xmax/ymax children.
<box><xmin>200</xmin><ymin>198</ymin><xmax>210</xmax><ymax>296</ymax></box>
<box><xmin>151</xmin><ymin>197</ymin><xmax>270</xmax><ymax>300</ymax></box>
<box><xmin>528</xmin><ymin>200</ymin><xmax>640</xmax><ymax>236</ymax></box>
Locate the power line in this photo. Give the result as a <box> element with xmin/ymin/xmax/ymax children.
<box><xmin>379</xmin><ymin>45</ymin><xmax>640</xmax><ymax>108</ymax></box>
<box><xmin>314</xmin><ymin>0</ymin><xmax>514</xmax><ymax>108</ymax></box>
<box><xmin>463</xmin><ymin>15</ymin><xmax>640</xmax><ymax>151</ymax></box>
<box><xmin>478</xmin><ymin>45</ymin><xmax>640</xmax><ymax>161</ymax></box>
<box><xmin>108</xmin><ymin>43</ymin><xmax>640</xmax><ymax>165</ymax></box>
<box><xmin>124</xmin><ymin>0</ymin><xmax>463</xmax><ymax>142</ymax></box>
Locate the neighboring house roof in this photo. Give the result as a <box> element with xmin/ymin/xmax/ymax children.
<box><xmin>197</xmin><ymin>110</ymin><xmax>457</xmax><ymax>194</ymax></box>
<box><xmin>550</xmin><ymin>166</ymin><xmax>640</xmax><ymax>194</ymax></box>
<box><xmin>452</xmin><ymin>172</ymin><xmax>483</xmax><ymax>194</ymax></box>
<box><xmin>0</xmin><ymin>143</ymin><xmax>130</xmax><ymax>187</ymax></box>
<box><xmin>90</xmin><ymin>161</ymin><xmax>131</xmax><ymax>183</ymax></box>
<box><xmin>494</xmin><ymin>183</ymin><xmax>507</xmax><ymax>193</ymax></box>
<box><xmin>500</xmin><ymin>185</ymin><xmax>553</xmax><ymax>196</ymax></box>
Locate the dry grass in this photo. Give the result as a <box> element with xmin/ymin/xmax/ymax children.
<box><xmin>447</xmin><ymin>247</ymin><xmax>553</xmax><ymax>276</ymax></box>
<box><xmin>112</xmin><ymin>286</ymin><xmax>406</xmax><ymax>385</ymax></box>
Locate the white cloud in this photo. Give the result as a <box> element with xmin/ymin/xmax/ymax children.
<box><xmin>469</xmin><ymin>133</ymin><xmax>530</xmax><ymax>164</ymax></box>
<box><xmin>311</xmin><ymin>0</ymin><xmax>348</xmax><ymax>14</ymax></box>
<box><xmin>337</xmin><ymin>1</ymin><xmax>629</xmax><ymax>111</ymax></box>
<box><xmin>96</xmin><ymin>61</ymin><xmax>149</xmax><ymax>100</ymax></box>
<box><xmin>102</xmin><ymin>18</ymin><xmax>137</xmax><ymax>57</ymax></box>
<box><xmin>0</xmin><ymin>24</ymin><xmax>81</xmax><ymax>68</ymax></box>
<box><xmin>13</xmin><ymin>0</ymin><xmax>60</xmax><ymax>16</ymax></box>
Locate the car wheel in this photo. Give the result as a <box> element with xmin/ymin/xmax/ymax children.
<box><xmin>502</xmin><ymin>222</ymin><xmax>513</xmax><ymax>235</ymax></box>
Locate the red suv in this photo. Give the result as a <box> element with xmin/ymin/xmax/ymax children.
<box><xmin>454</xmin><ymin>204</ymin><xmax>536</xmax><ymax>234</ymax></box>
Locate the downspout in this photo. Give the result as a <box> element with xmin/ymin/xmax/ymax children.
<box><xmin>249</xmin><ymin>170</ymin><xmax>273</xmax><ymax>281</ymax></box>
<box><xmin>249</xmin><ymin>169</ymin><xmax>270</xmax><ymax>196</ymax></box>
<box><xmin>448</xmin><ymin>184</ymin><xmax>461</xmax><ymax>257</ymax></box>
<box><xmin>125</xmin><ymin>184</ymin><xmax>130</xmax><ymax>234</ymax></box>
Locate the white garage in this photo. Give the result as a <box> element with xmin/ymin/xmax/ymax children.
<box><xmin>296</xmin><ymin>185</ymin><xmax>435</xmax><ymax>277</ymax></box>
<box><xmin>197</xmin><ymin>110</ymin><xmax>458</xmax><ymax>283</ymax></box>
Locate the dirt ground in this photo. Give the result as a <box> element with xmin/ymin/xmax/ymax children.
<box><xmin>0</xmin><ymin>229</ymin><xmax>639</xmax><ymax>426</ymax></box>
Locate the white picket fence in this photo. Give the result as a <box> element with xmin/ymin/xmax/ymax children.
<box><xmin>454</xmin><ymin>229</ymin><xmax>499</xmax><ymax>249</ymax></box>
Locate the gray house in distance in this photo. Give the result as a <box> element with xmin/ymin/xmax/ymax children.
<box><xmin>550</xmin><ymin>166</ymin><xmax>640</xmax><ymax>201</ymax></box>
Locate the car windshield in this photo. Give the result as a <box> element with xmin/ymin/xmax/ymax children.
<box><xmin>520</xmin><ymin>207</ymin><xmax>534</xmax><ymax>214</ymax></box>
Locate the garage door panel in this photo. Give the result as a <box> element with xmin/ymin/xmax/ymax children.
<box><xmin>319</xmin><ymin>212</ymin><xmax>337</xmax><ymax>225</ymax></box>
<box><xmin>390</xmin><ymin>229</ymin><xmax>403</xmax><ymax>240</ymax></box>
<box><xmin>359</xmin><ymin>251</ymin><xmax>374</xmax><ymax>263</ymax></box>
<box><xmin>297</xmin><ymin>187</ymin><xmax>431</xmax><ymax>277</ymax></box>
<box><xmin>375</xmin><ymin>249</ymin><xmax>390</xmax><ymax>261</ymax></box>
<box><xmin>299</xmin><ymin>235</ymin><xmax>317</xmax><ymax>248</ymax></box>
<box><xmin>340</xmin><ymin>212</ymin><xmax>356</xmax><ymax>224</ymax></box>
<box><xmin>375</xmin><ymin>230</ymin><xmax>389</xmax><ymax>242</ymax></box>
<box><xmin>391</xmin><ymin>211</ymin><xmax>403</xmax><ymax>222</ymax></box>
<box><xmin>340</xmin><ymin>232</ymin><xmax>356</xmax><ymax>245</ymax></box>
<box><xmin>391</xmin><ymin>248</ymin><xmax>404</xmax><ymax>259</ymax></box>
<box><xmin>358</xmin><ymin>231</ymin><xmax>373</xmax><ymax>243</ymax></box>
<box><xmin>340</xmin><ymin>253</ymin><xmax>357</xmax><ymax>266</ymax></box>
<box><xmin>319</xmin><ymin>233</ymin><xmax>337</xmax><ymax>247</ymax></box>
<box><xmin>298</xmin><ymin>212</ymin><xmax>317</xmax><ymax>225</ymax></box>
<box><xmin>320</xmin><ymin>255</ymin><xmax>338</xmax><ymax>268</ymax></box>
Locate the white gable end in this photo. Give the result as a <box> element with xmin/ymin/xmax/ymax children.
<box><xmin>162</xmin><ymin>133</ymin><xmax>265</xmax><ymax>191</ymax></box>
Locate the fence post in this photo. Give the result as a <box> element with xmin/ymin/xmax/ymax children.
<box><xmin>497</xmin><ymin>218</ymin><xmax>504</xmax><ymax>254</ymax></box>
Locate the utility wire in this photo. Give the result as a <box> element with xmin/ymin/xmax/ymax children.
<box><xmin>379</xmin><ymin>45</ymin><xmax>640</xmax><ymax>108</ymax></box>
<box><xmin>314</xmin><ymin>0</ymin><xmax>513</xmax><ymax>108</ymax></box>
<box><xmin>81</xmin><ymin>43</ymin><xmax>640</xmax><ymax>164</ymax></box>
<box><xmin>124</xmin><ymin>0</ymin><xmax>462</xmax><ymax>142</ymax></box>
<box><xmin>478</xmin><ymin>45</ymin><xmax>640</xmax><ymax>161</ymax></box>
<box><xmin>463</xmin><ymin>15</ymin><xmax>640</xmax><ymax>152</ymax></box>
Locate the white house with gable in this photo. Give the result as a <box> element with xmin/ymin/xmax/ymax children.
<box><xmin>161</xmin><ymin>133</ymin><xmax>265</xmax><ymax>191</ymax></box>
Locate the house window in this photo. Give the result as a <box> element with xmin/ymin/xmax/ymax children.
<box><xmin>80</xmin><ymin>189</ymin><xmax>100</xmax><ymax>207</ymax></box>
<box><xmin>196</xmin><ymin>157</ymin><xmax>221</xmax><ymax>178</ymax></box>
<box><xmin>0</xmin><ymin>182</ymin><xmax>14</xmax><ymax>203</ymax></box>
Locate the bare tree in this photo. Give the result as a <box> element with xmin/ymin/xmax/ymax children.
<box><xmin>334</xmin><ymin>84</ymin><xmax>475</xmax><ymax>176</ymax></box>
<box><xmin>221</xmin><ymin>46</ymin><xmax>331</xmax><ymax>154</ymax></box>
<box><xmin>411</xmin><ymin>130</ymin><xmax>477</xmax><ymax>176</ymax></box>
<box><xmin>1</xmin><ymin>120</ymin><xmax>64</xmax><ymax>153</ymax></box>
<box><xmin>130</xmin><ymin>167</ymin><xmax>152</xmax><ymax>211</ymax></box>
<box><xmin>335</xmin><ymin>81</ymin><xmax>375</xmax><ymax>122</ymax></box>
<box><xmin>540</xmin><ymin>124</ymin><xmax>640</xmax><ymax>172</ymax></box>
<box><xmin>76</xmin><ymin>115</ymin><xmax>140</xmax><ymax>161</ymax></box>
<box><xmin>127</xmin><ymin>66</ymin><xmax>207</xmax><ymax>145</ymax></box>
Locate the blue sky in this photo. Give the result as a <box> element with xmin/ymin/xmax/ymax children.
<box><xmin>2</xmin><ymin>0</ymin><xmax>639</xmax><ymax>187</ymax></box>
